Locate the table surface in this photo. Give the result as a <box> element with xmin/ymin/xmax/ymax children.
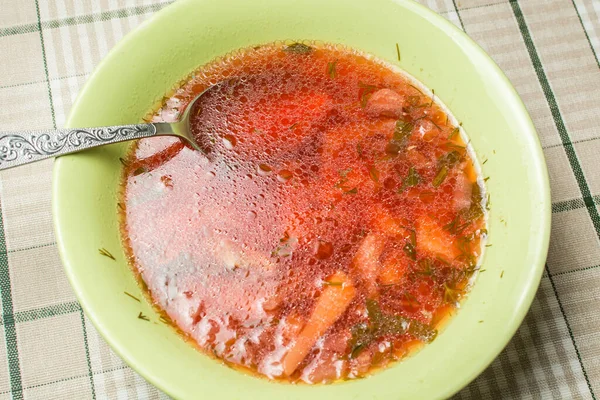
<box><xmin>0</xmin><ymin>0</ymin><xmax>599</xmax><ymax>399</ymax></box>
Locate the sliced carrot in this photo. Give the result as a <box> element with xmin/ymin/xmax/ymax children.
<box><xmin>416</xmin><ymin>216</ymin><xmax>461</xmax><ymax>263</ymax></box>
<box><xmin>371</xmin><ymin>207</ymin><xmax>410</xmax><ymax>237</ymax></box>
<box><xmin>282</xmin><ymin>271</ymin><xmax>356</xmax><ymax>376</ymax></box>
<box><xmin>352</xmin><ymin>233</ymin><xmax>386</xmax><ymax>296</ymax></box>
<box><xmin>379</xmin><ymin>253</ymin><xmax>408</xmax><ymax>286</ymax></box>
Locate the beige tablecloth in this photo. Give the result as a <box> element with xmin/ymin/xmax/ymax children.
<box><xmin>0</xmin><ymin>0</ymin><xmax>599</xmax><ymax>398</ymax></box>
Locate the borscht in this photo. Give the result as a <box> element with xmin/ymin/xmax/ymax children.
<box><xmin>119</xmin><ymin>41</ymin><xmax>487</xmax><ymax>384</ymax></box>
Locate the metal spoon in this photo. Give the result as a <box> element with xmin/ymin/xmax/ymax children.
<box><xmin>0</xmin><ymin>81</ymin><xmax>230</xmax><ymax>170</ymax></box>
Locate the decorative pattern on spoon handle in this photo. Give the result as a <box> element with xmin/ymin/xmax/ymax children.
<box><xmin>0</xmin><ymin>124</ymin><xmax>157</xmax><ymax>170</ymax></box>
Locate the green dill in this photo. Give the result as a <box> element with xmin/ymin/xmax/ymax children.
<box><xmin>359</xmin><ymin>82</ymin><xmax>378</xmax><ymax>108</ymax></box>
<box><xmin>478</xmin><ymin>320</ymin><xmax>484</xmax><ymax>323</ymax></box>
<box><xmin>357</xmin><ymin>143</ymin><xmax>363</xmax><ymax>158</ymax></box>
<box><xmin>289</xmin><ymin>123</ymin><xmax>298</xmax><ymax>130</ymax></box>
<box><xmin>124</xmin><ymin>292</ymin><xmax>140</xmax><ymax>302</ymax></box>
<box><xmin>408</xmin><ymin>84</ymin><xmax>424</xmax><ymax>95</ymax></box>
<box><xmin>426</xmin><ymin>117</ymin><xmax>442</xmax><ymax>131</ymax></box>
<box><xmin>500</xmin><ymin>270</ymin><xmax>504</xmax><ymax>278</ymax></box>
<box><xmin>482</xmin><ymin>158</ymin><xmax>488</xmax><ymax>165</ymax></box>
<box><xmin>485</xmin><ymin>244</ymin><xmax>492</xmax><ymax>247</ymax></box>
<box><xmin>159</xmin><ymin>315</ymin><xmax>170</xmax><ymax>324</ymax></box>
<box><xmin>429</xmin><ymin>89</ymin><xmax>435</xmax><ymax>107</ymax></box>
<box><xmin>443</xmin><ymin>283</ymin><xmax>461</xmax><ymax>305</ymax></box>
<box><xmin>484</xmin><ymin>177</ymin><xmax>490</xmax><ymax>182</ymax></box>
<box><xmin>133</xmin><ymin>166</ymin><xmax>147</xmax><ymax>176</ymax></box>
<box><xmin>99</xmin><ymin>248</ymin><xmax>115</xmax><ymax>260</ymax></box>
<box><xmin>117</xmin><ymin>203</ymin><xmax>124</xmax><ymax>211</ymax></box>
<box><xmin>395</xmin><ymin>43</ymin><xmax>401</xmax><ymax>61</ymax></box>
<box><xmin>344</xmin><ymin>187</ymin><xmax>358</xmax><ymax>195</ymax></box>
<box><xmin>137</xmin><ymin>312</ymin><xmax>150</xmax><ymax>321</ymax></box>
<box><xmin>403</xmin><ymin>242</ymin><xmax>417</xmax><ymax>261</ymax></box>
<box><xmin>119</xmin><ymin>157</ymin><xmax>129</xmax><ymax>167</ymax></box>
<box><xmin>369</xmin><ymin>166</ymin><xmax>380</xmax><ymax>183</ymax></box>
<box><xmin>448</xmin><ymin>127</ymin><xmax>460</xmax><ymax>140</ymax></box>
<box><xmin>284</xmin><ymin>42</ymin><xmax>313</xmax><ymax>54</ymax></box>
<box><xmin>347</xmin><ymin>299</ymin><xmax>437</xmax><ymax>358</ymax></box>
<box><xmin>400</xmin><ymin>166</ymin><xmax>421</xmax><ymax>192</ymax></box>
<box><xmin>432</xmin><ymin>165</ymin><xmax>448</xmax><ymax>187</ymax></box>
<box><xmin>393</xmin><ymin>120</ymin><xmax>413</xmax><ymax>143</ymax></box>
<box><xmin>327</xmin><ymin>60</ymin><xmax>338</xmax><ymax>79</ymax></box>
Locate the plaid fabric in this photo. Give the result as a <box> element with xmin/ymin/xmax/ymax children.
<box><xmin>0</xmin><ymin>0</ymin><xmax>598</xmax><ymax>398</ymax></box>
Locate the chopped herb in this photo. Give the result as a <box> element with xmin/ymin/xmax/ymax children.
<box><xmin>432</xmin><ymin>165</ymin><xmax>448</xmax><ymax>187</ymax></box>
<box><xmin>408</xmin><ymin>84</ymin><xmax>424</xmax><ymax>94</ymax></box>
<box><xmin>345</xmin><ymin>187</ymin><xmax>358</xmax><ymax>195</ymax></box>
<box><xmin>443</xmin><ymin>283</ymin><xmax>461</xmax><ymax>305</ymax></box>
<box><xmin>359</xmin><ymin>82</ymin><xmax>378</xmax><ymax>108</ymax></box>
<box><xmin>159</xmin><ymin>315</ymin><xmax>170</xmax><ymax>324</ymax></box>
<box><xmin>133</xmin><ymin>166</ymin><xmax>147</xmax><ymax>176</ymax></box>
<box><xmin>394</xmin><ymin>120</ymin><xmax>413</xmax><ymax>142</ymax></box>
<box><xmin>429</xmin><ymin>89</ymin><xmax>435</xmax><ymax>107</ymax></box>
<box><xmin>415</xmin><ymin>259</ymin><xmax>435</xmax><ymax>276</ymax></box>
<box><xmin>137</xmin><ymin>312</ymin><xmax>150</xmax><ymax>321</ymax></box>
<box><xmin>479</xmin><ymin>320</ymin><xmax>484</xmax><ymax>323</ymax></box>
<box><xmin>369</xmin><ymin>166</ymin><xmax>380</xmax><ymax>183</ymax></box>
<box><xmin>448</xmin><ymin>127</ymin><xmax>460</xmax><ymax>140</ymax></box>
<box><xmin>400</xmin><ymin>166</ymin><xmax>421</xmax><ymax>192</ymax></box>
<box><xmin>436</xmin><ymin>257</ymin><xmax>451</xmax><ymax>266</ymax></box>
<box><xmin>485</xmin><ymin>244</ymin><xmax>493</xmax><ymax>247</ymax></box>
<box><xmin>500</xmin><ymin>270</ymin><xmax>504</xmax><ymax>278</ymax></box>
<box><xmin>117</xmin><ymin>203</ymin><xmax>124</xmax><ymax>210</ymax></box>
<box><xmin>479</xmin><ymin>269</ymin><xmax>486</xmax><ymax>273</ymax></box>
<box><xmin>403</xmin><ymin>242</ymin><xmax>417</xmax><ymax>261</ymax></box>
<box><xmin>357</xmin><ymin>143</ymin><xmax>363</xmax><ymax>158</ymax></box>
<box><xmin>119</xmin><ymin>157</ymin><xmax>129</xmax><ymax>167</ymax></box>
<box><xmin>486</xmin><ymin>193</ymin><xmax>491</xmax><ymax>211</ymax></box>
<box><xmin>395</xmin><ymin>43</ymin><xmax>401</xmax><ymax>61</ymax></box>
<box><xmin>484</xmin><ymin>177</ymin><xmax>490</xmax><ymax>182</ymax></box>
<box><xmin>327</xmin><ymin>60</ymin><xmax>338</xmax><ymax>79</ymax></box>
<box><xmin>426</xmin><ymin>117</ymin><xmax>442</xmax><ymax>131</ymax></box>
<box><xmin>289</xmin><ymin>123</ymin><xmax>298</xmax><ymax>130</ymax></box>
<box><xmin>284</xmin><ymin>42</ymin><xmax>313</xmax><ymax>54</ymax></box>
<box><xmin>99</xmin><ymin>248</ymin><xmax>115</xmax><ymax>260</ymax></box>
<box><xmin>124</xmin><ymin>292</ymin><xmax>140</xmax><ymax>302</ymax></box>
<box><xmin>483</xmin><ymin>158</ymin><xmax>488</xmax><ymax>165</ymax></box>
<box><xmin>348</xmin><ymin>300</ymin><xmax>437</xmax><ymax>358</ymax></box>
<box><xmin>443</xmin><ymin>215</ymin><xmax>471</xmax><ymax>235</ymax></box>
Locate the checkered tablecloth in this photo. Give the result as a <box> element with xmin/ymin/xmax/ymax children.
<box><xmin>0</xmin><ymin>0</ymin><xmax>599</xmax><ymax>398</ymax></box>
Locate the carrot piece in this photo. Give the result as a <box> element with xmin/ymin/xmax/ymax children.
<box><xmin>379</xmin><ymin>253</ymin><xmax>408</xmax><ymax>286</ymax></box>
<box><xmin>282</xmin><ymin>271</ymin><xmax>356</xmax><ymax>376</ymax></box>
<box><xmin>417</xmin><ymin>216</ymin><xmax>461</xmax><ymax>263</ymax></box>
<box><xmin>352</xmin><ymin>233</ymin><xmax>385</xmax><ymax>296</ymax></box>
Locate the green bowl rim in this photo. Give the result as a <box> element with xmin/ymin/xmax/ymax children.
<box><xmin>52</xmin><ymin>0</ymin><xmax>552</xmax><ymax>397</ymax></box>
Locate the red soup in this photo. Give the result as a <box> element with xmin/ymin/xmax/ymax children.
<box><xmin>120</xmin><ymin>42</ymin><xmax>487</xmax><ymax>384</ymax></box>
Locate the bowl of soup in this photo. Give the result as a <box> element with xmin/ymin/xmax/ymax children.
<box><xmin>53</xmin><ymin>0</ymin><xmax>551</xmax><ymax>398</ymax></box>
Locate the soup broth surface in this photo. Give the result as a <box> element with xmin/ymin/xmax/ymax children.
<box><xmin>120</xmin><ymin>42</ymin><xmax>487</xmax><ymax>384</ymax></box>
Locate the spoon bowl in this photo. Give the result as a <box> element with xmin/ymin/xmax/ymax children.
<box><xmin>0</xmin><ymin>82</ymin><xmax>232</xmax><ymax>170</ymax></box>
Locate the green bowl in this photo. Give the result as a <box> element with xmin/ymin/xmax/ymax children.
<box><xmin>53</xmin><ymin>0</ymin><xmax>551</xmax><ymax>398</ymax></box>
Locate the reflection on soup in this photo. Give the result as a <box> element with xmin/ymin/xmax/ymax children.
<box><xmin>120</xmin><ymin>42</ymin><xmax>487</xmax><ymax>384</ymax></box>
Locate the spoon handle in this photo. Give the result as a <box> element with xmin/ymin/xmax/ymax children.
<box><xmin>0</xmin><ymin>123</ymin><xmax>186</xmax><ymax>170</ymax></box>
